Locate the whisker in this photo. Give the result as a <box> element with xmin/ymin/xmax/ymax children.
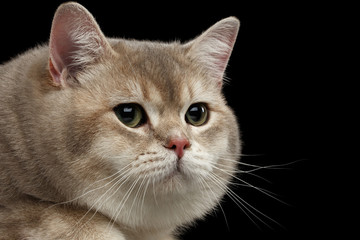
<box><xmin>227</xmin><ymin>186</ymin><xmax>284</xmax><ymax>230</ymax></box>
<box><xmin>140</xmin><ymin>178</ymin><xmax>150</xmax><ymax>218</ymax></box>
<box><xmin>68</xmin><ymin>167</ymin><xmax>134</xmax><ymax>236</ymax></box>
<box><xmin>241</xmin><ymin>171</ymin><xmax>273</xmax><ymax>184</ymax></box>
<box><xmin>152</xmin><ymin>177</ymin><xmax>158</xmax><ymax>206</ymax></box>
<box><xmin>81</xmin><ymin>160</ymin><xmax>132</xmax><ymax>192</ymax></box>
<box><xmin>212</xmin><ymin>163</ymin><xmax>288</xmax><ymax>205</ymax></box>
<box><xmin>198</xmin><ymin>174</ymin><xmax>230</xmax><ymax>231</ymax></box>
<box><xmin>206</xmin><ymin>173</ymin><xmax>262</xmax><ymax>229</ymax></box>
<box><xmin>239</xmin><ymin>153</ymin><xmax>265</xmax><ymax>157</ymax></box>
<box><xmin>242</xmin><ymin>160</ymin><xmax>304</xmax><ymax>173</ymax></box>
<box><xmin>214</xmin><ymin>162</ymin><xmax>273</xmax><ymax>183</ymax></box>
<box><xmin>140</xmin><ymin>177</ymin><xmax>151</xmax><ymax>221</ymax></box>
<box><xmin>208</xmin><ymin>172</ymin><xmax>284</xmax><ymax>229</ymax></box>
<box><xmin>48</xmin><ymin>162</ymin><xmax>132</xmax><ymax>210</ymax></box>
<box><xmin>227</xmin><ymin>181</ymin><xmax>277</xmax><ymax>197</ymax></box>
<box><xmin>218</xmin><ymin>157</ymin><xmax>302</xmax><ymax>172</ymax></box>
<box><xmin>126</xmin><ymin>176</ymin><xmax>147</xmax><ymax>224</ymax></box>
<box><xmin>106</xmin><ymin>174</ymin><xmax>141</xmax><ymax>233</ymax></box>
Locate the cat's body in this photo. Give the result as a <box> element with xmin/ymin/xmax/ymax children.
<box><xmin>0</xmin><ymin>3</ymin><xmax>240</xmax><ymax>240</ymax></box>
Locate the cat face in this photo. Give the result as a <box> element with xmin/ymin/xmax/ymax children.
<box><xmin>88</xmin><ymin>41</ymin><xmax>238</xmax><ymax>189</ymax></box>
<box><xmin>47</xmin><ymin>3</ymin><xmax>241</xmax><ymax>230</ymax></box>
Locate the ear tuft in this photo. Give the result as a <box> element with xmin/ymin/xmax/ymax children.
<box><xmin>49</xmin><ymin>2</ymin><xmax>111</xmax><ymax>87</ymax></box>
<box><xmin>187</xmin><ymin>17</ymin><xmax>240</xmax><ymax>88</ymax></box>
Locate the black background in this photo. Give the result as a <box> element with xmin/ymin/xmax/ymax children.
<box><xmin>1</xmin><ymin>1</ymin><xmax>332</xmax><ymax>239</ymax></box>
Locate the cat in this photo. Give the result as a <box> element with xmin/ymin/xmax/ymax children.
<box><xmin>0</xmin><ymin>2</ymin><xmax>240</xmax><ymax>240</ymax></box>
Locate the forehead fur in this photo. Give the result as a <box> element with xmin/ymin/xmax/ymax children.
<box><xmin>86</xmin><ymin>39</ymin><xmax>223</xmax><ymax>110</ymax></box>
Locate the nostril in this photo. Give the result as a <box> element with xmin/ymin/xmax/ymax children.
<box><xmin>165</xmin><ymin>137</ymin><xmax>190</xmax><ymax>158</ymax></box>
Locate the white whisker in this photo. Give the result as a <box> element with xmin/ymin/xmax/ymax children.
<box><xmin>208</xmin><ymin>172</ymin><xmax>284</xmax><ymax>230</ymax></box>
<box><xmin>152</xmin><ymin>177</ymin><xmax>159</xmax><ymax>206</ymax></box>
<box><xmin>126</xmin><ymin>176</ymin><xmax>147</xmax><ymax>224</ymax></box>
<box><xmin>198</xmin><ymin>174</ymin><xmax>230</xmax><ymax>230</ymax></box>
<box><xmin>68</xmin><ymin>166</ymin><xmax>134</xmax><ymax>236</ymax></box>
<box><xmin>47</xmin><ymin>162</ymin><xmax>132</xmax><ymax>210</ymax></box>
<box><xmin>218</xmin><ymin>157</ymin><xmax>301</xmax><ymax>172</ymax></box>
<box><xmin>140</xmin><ymin>178</ymin><xmax>151</xmax><ymax>221</ymax></box>
<box><xmin>106</xmin><ymin>174</ymin><xmax>141</xmax><ymax>233</ymax></box>
<box><xmin>212</xmin><ymin>162</ymin><xmax>288</xmax><ymax>205</ymax></box>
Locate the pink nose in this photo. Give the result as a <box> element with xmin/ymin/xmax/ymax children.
<box><xmin>165</xmin><ymin>137</ymin><xmax>190</xmax><ymax>159</ymax></box>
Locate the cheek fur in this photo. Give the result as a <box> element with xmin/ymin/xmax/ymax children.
<box><xmin>194</xmin><ymin>111</ymin><xmax>231</xmax><ymax>153</ymax></box>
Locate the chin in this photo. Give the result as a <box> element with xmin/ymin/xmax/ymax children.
<box><xmin>115</xmin><ymin>181</ymin><xmax>224</xmax><ymax>231</ymax></box>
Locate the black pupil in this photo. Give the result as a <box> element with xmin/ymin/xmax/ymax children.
<box><xmin>188</xmin><ymin>105</ymin><xmax>204</xmax><ymax>122</ymax></box>
<box><xmin>121</xmin><ymin>106</ymin><xmax>136</xmax><ymax>123</ymax></box>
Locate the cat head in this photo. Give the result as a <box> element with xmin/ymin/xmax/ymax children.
<box><xmin>46</xmin><ymin>2</ymin><xmax>241</xmax><ymax>230</ymax></box>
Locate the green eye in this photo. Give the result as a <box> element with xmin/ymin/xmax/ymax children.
<box><xmin>114</xmin><ymin>103</ymin><xmax>146</xmax><ymax>128</ymax></box>
<box><xmin>185</xmin><ymin>103</ymin><xmax>208</xmax><ymax>126</ymax></box>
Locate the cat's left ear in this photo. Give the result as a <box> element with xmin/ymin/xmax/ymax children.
<box><xmin>186</xmin><ymin>17</ymin><xmax>240</xmax><ymax>89</ymax></box>
<box><xmin>48</xmin><ymin>2</ymin><xmax>113</xmax><ymax>87</ymax></box>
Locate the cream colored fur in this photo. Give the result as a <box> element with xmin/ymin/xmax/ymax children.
<box><xmin>0</xmin><ymin>2</ymin><xmax>240</xmax><ymax>240</ymax></box>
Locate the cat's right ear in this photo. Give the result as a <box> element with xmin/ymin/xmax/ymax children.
<box><xmin>185</xmin><ymin>17</ymin><xmax>240</xmax><ymax>89</ymax></box>
<box><xmin>48</xmin><ymin>2</ymin><xmax>113</xmax><ymax>87</ymax></box>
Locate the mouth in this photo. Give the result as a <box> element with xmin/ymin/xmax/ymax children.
<box><xmin>163</xmin><ymin>165</ymin><xmax>182</xmax><ymax>182</ymax></box>
<box><xmin>159</xmin><ymin>163</ymin><xmax>187</xmax><ymax>191</ymax></box>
